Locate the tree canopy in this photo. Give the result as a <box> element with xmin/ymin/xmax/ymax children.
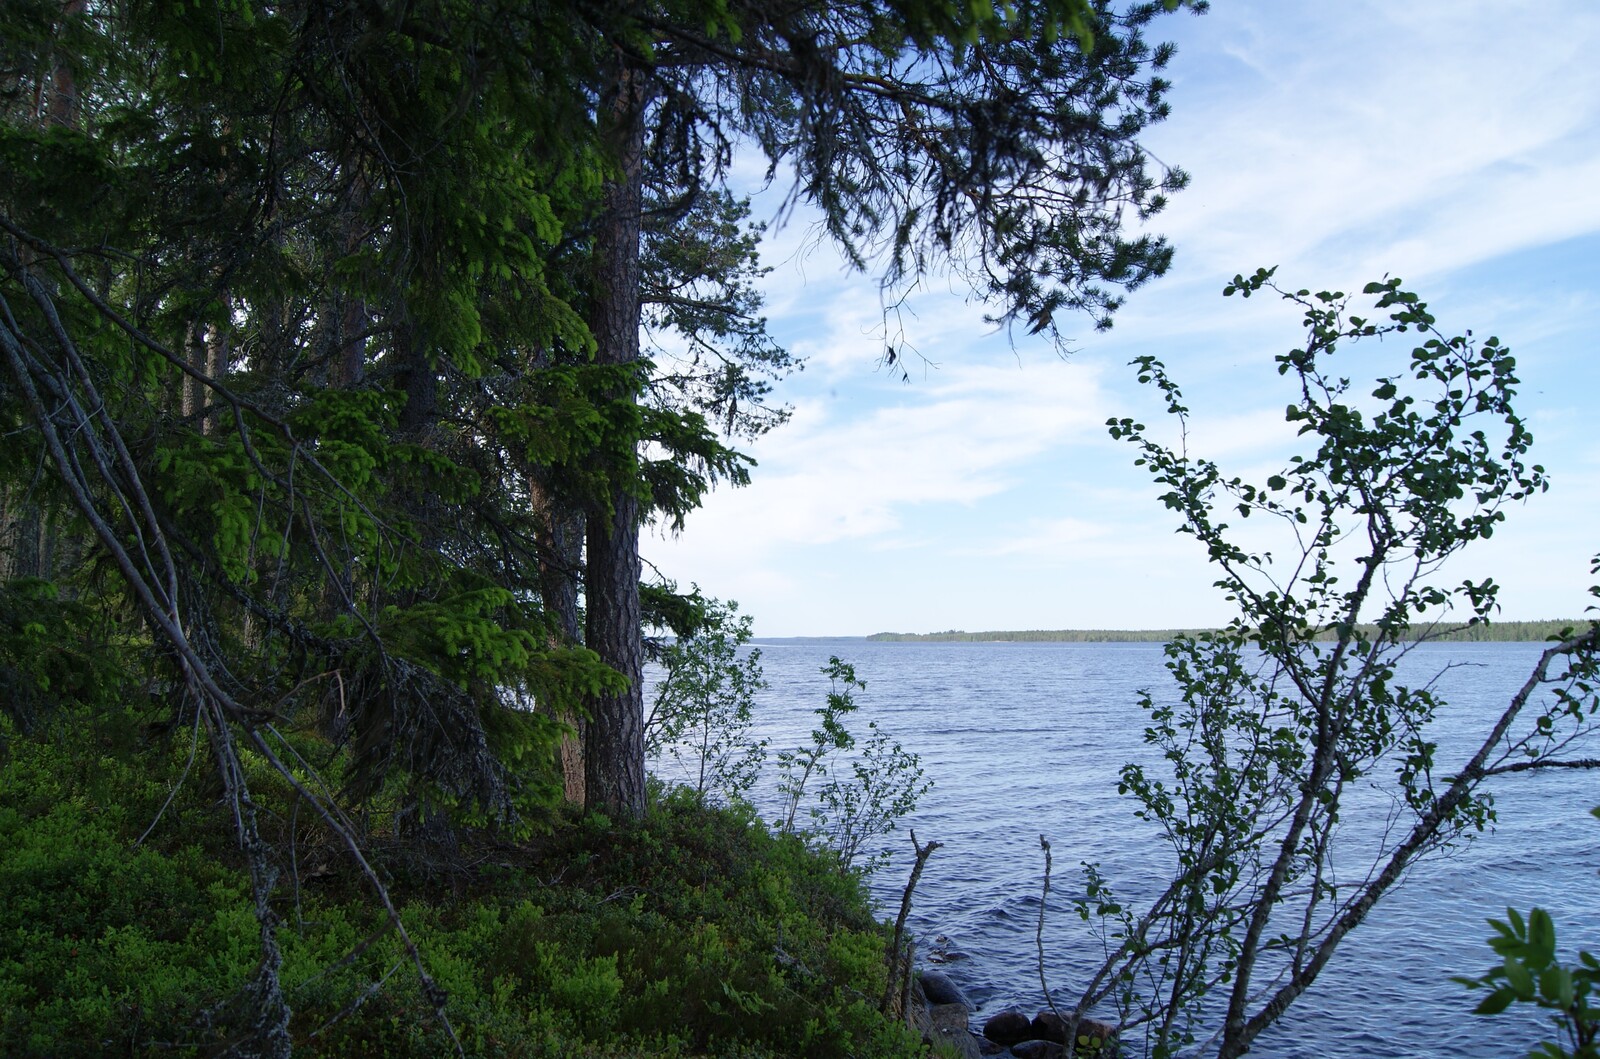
<box><xmin>565</xmin><ymin>0</ymin><xmax>1198</xmax><ymax>815</ymax></box>
<box><xmin>1</xmin><ymin>0</ymin><xmax>1198</xmax><ymax>1049</ymax></box>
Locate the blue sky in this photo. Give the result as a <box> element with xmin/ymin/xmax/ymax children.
<box><xmin>646</xmin><ymin>1</ymin><xmax>1600</xmax><ymax>637</ymax></box>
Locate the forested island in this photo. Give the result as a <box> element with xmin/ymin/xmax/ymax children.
<box><xmin>868</xmin><ymin>620</ymin><xmax>1586</xmax><ymax>643</ymax></box>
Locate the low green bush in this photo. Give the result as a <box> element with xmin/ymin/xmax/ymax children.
<box><xmin>0</xmin><ymin>711</ymin><xmax>924</xmax><ymax>1058</ymax></box>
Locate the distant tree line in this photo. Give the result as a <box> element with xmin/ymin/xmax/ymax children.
<box><xmin>869</xmin><ymin>620</ymin><xmax>1587</xmax><ymax>643</ymax></box>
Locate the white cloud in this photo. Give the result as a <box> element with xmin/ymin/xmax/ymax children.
<box><xmin>648</xmin><ymin>0</ymin><xmax>1600</xmax><ymax>634</ymax></box>
<box><xmin>1146</xmin><ymin>2</ymin><xmax>1600</xmax><ymax>283</ymax></box>
<box><xmin>695</xmin><ymin>360</ymin><xmax>1105</xmax><ymax>536</ymax></box>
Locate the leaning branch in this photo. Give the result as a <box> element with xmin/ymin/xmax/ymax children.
<box><xmin>1480</xmin><ymin>757</ymin><xmax>1600</xmax><ymax>777</ymax></box>
<box><xmin>884</xmin><ymin>830</ymin><xmax>941</xmax><ymax>1017</ymax></box>
<box><xmin>1</xmin><ymin>266</ymin><xmax>469</xmax><ymax>1058</ymax></box>
<box><xmin>1219</xmin><ymin>625</ymin><xmax>1600</xmax><ymax>1058</ymax></box>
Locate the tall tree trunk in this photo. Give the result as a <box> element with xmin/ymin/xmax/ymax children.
<box><xmin>583</xmin><ymin>63</ymin><xmax>649</xmax><ymax>817</ymax></box>
<box><xmin>0</xmin><ymin>489</ymin><xmax>45</xmax><ymax>582</ymax></box>
<box><xmin>532</xmin><ymin>477</ymin><xmax>587</xmax><ymax>805</ymax></box>
<box><xmin>332</xmin><ymin>161</ymin><xmax>370</xmax><ymax>390</ymax></box>
<box><xmin>394</xmin><ymin>319</ymin><xmax>437</xmax><ymax>441</ymax></box>
<box><xmin>43</xmin><ymin>1</ymin><xmax>83</xmax><ymax>122</ymax></box>
<box><xmin>182</xmin><ymin>302</ymin><xmax>228</xmax><ymax>433</ymax></box>
<box><xmin>2</xmin><ymin>0</ymin><xmax>87</xmax><ymax>585</ymax></box>
<box><xmin>393</xmin><ymin>318</ymin><xmax>446</xmax><ymax>549</ymax></box>
<box><xmin>311</xmin><ymin>162</ymin><xmax>369</xmax><ymax>663</ymax></box>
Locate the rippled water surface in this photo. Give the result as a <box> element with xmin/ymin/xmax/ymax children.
<box><xmin>656</xmin><ymin>639</ymin><xmax>1600</xmax><ymax>1058</ymax></box>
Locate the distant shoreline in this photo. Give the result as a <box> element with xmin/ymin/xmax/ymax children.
<box><xmin>862</xmin><ymin>620</ymin><xmax>1589</xmax><ymax>644</ymax></box>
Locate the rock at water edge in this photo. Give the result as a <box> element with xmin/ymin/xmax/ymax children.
<box><xmin>981</xmin><ymin>1007</ymin><xmax>1032</xmax><ymax>1046</ymax></box>
<box><xmin>920</xmin><ymin>969</ymin><xmax>971</xmax><ymax>1007</ymax></box>
<box><xmin>1030</xmin><ymin>1011</ymin><xmax>1118</xmax><ymax>1056</ymax></box>
<box><xmin>929</xmin><ymin>1001</ymin><xmax>972</xmax><ymax>1034</ymax></box>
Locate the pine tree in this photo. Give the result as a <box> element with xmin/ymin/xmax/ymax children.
<box><xmin>571</xmin><ymin>0</ymin><xmax>1195</xmax><ymax>815</ymax></box>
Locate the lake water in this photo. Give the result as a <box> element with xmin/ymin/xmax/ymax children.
<box><xmin>650</xmin><ymin>638</ymin><xmax>1600</xmax><ymax>1058</ymax></box>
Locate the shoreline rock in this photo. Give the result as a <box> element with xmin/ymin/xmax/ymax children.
<box><xmin>909</xmin><ymin>967</ymin><xmax>1120</xmax><ymax>1058</ymax></box>
<box><xmin>909</xmin><ymin>970</ymin><xmax>985</xmax><ymax>1058</ymax></box>
<box><xmin>981</xmin><ymin>1008</ymin><xmax>1032</xmax><ymax>1046</ymax></box>
<box><xmin>920</xmin><ymin>969</ymin><xmax>972</xmax><ymax>1007</ymax></box>
<box><xmin>1031</xmin><ymin>1010</ymin><xmax>1118</xmax><ymax>1057</ymax></box>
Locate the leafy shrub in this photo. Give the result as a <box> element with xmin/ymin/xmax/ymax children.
<box><xmin>646</xmin><ymin>597</ymin><xmax>768</xmax><ymax>805</ymax></box>
<box><xmin>1455</xmin><ymin>808</ymin><xmax>1600</xmax><ymax>1059</ymax></box>
<box><xmin>0</xmin><ymin>714</ymin><xmax>925</xmax><ymax>1058</ymax></box>
<box><xmin>774</xmin><ymin>658</ymin><xmax>931</xmax><ymax>872</ymax></box>
<box><xmin>645</xmin><ymin>602</ymin><xmax>931</xmax><ymax>875</ymax></box>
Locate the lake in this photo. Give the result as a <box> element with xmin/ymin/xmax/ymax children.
<box><xmin>651</xmin><ymin>638</ymin><xmax>1600</xmax><ymax>1058</ymax></box>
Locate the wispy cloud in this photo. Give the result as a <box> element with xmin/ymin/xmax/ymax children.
<box><xmin>651</xmin><ymin>0</ymin><xmax>1600</xmax><ymax>634</ymax></box>
<box><xmin>1148</xmin><ymin>2</ymin><xmax>1600</xmax><ymax>284</ymax></box>
<box><xmin>657</xmin><ymin>359</ymin><xmax>1108</xmax><ymax>552</ymax></box>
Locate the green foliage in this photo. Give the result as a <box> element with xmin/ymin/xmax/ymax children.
<box><xmin>641</xmin><ymin>401</ymin><xmax>755</xmax><ymax>532</ymax></box>
<box><xmin>813</xmin><ymin>718</ymin><xmax>931</xmax><ymax>874</ymax></box>
<box><xmin>641</xmin><ymin>188</ymin><xmax>797</xmax><ymax>442</ymax></box>
<box><xmin>1064</xmin><ymin>274</ymin><xmax>1600</xmax><ymax>1058</ymax></box>
<box><xmin>0</xmin><ymin>715</ymin><xmax>257</xmax><ymax>1054</ymax></box>
<box><xmin>0</xmin><ymin>0</ymin><xmax>791</xmax><ymax>848</ymax></box>
<box><xmin>0</xmin><ymin>579</ymin><xmax>128</xmax><ymax>732</ymax></box>
<box><xmin>775</xmin><ymin>657</ymin><xmax>868</xmax><ymax>836</ymax></box>
<box><xmin>643</xmin><ymin>608</ymin><xmax>929</xmax><ymax>871</ymax></box>
<box><xmin>0</xmin><ymin>719</ymin><xmax>925</xmax><ymax>1058</ymax></box>
<box><xmin>774</xmin><ymin>658</ymin><xmax>931</xmax><ymax>872</ymax></box>
<box><xmin>1456</xmin><ymin>905</ymin><xmax>1600</xmax><ymax>1058</ymax></box>
<box><xmin>1454</xmin><ymin>808</ymin><xmax>1600</xmax><ymax>1059</ymax></box>
<box><xmin>2</xmin><ymin>0</ymin><xmax>1202</xmax><ymax>1047</ymax></box>
<box><xmin>645</xmin><ymin>596</ymin><xmax>769</xmax><ymax>805</ymax></box>
<box><xmin>0</xmin><ymin>0</ymin><xmax>636</xmax><ymax>836</ymax></box>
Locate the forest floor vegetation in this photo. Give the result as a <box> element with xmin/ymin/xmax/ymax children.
<box><xmin>0</xmin><ymin>706</ymin><xmax>928</xmax><ymax>1059</ymax></box>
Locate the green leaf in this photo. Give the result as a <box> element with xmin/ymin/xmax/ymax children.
<box><xmin>1505</xmin><ymin>957</ymin><xmax>1535</xmax><ymax>1000</ymax></box>
<box><xmin>1529</xmin><ymin>908</ymin><xmax>1557</xmax><ymax>968</ymax></box>
<box><xmin>1473</xmin><ymin>987</ymin><xmax>1516</xmax><ymax>1016</ymax></box>
<box><xmin>1542</xmin><ymin>965</ymin><xmax>1575</xmax><ymax>1010</ymax></box>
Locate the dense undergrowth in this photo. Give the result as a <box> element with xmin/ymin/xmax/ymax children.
<box><xmin>0</xmin><ymin>707</ymin><xmax>925</xmax><ymax>1058</ymax></box>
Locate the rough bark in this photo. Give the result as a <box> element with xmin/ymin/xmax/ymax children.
<box><xmin>182</xmin><ymin>306</ymin><xmax>228</xmax><ymax>433</ymax></box>
<box><xmin>584</xmin><ymin>489</ymin><xmax>643</xmax><ymax>814</ymax></box>
<box><xmin>0</xmin><ymin>492</ymin><xmax>47</xmax><ymax>582</ymax></box>
<box><xmin>582</xmin><ymin>62</ymin><xmax>649</xmax><ymax>817</ymax></box>
<box><xmin>532</xmin><ymin>477</ymin><xmax>587</xmax><ymax>805</ymax></box>
<box><xmin>395</xmin><ymin>320</ymin><xmax>438</xmax><ymax>441</ymax></box>
<box><xmin>332</xmin><ymin>160</ymin><xmax>370</xmax><ymax>389</ymax></box>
